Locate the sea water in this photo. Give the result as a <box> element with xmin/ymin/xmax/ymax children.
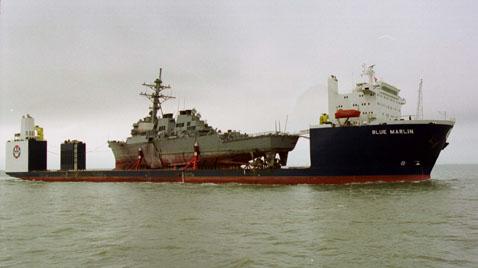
<box><xmin>0</xmin><ymin>164</ymin><xmax>477</xmax><ymax>267</ymax></box>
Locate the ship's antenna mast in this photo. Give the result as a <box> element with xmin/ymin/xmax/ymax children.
<box><xmin>140</xmin><ymin>68</ymin><xmax>175</xmax><ymax>127</ymax></box>
<box><xmin>416</xmin><ymin>78</ymin><xmax>423</xmax><ymax>120</ymax></box>
<box><xmin>361</xmin><ymin>64</ymin><xmax>376</xmax><ymax>89</ymax></box>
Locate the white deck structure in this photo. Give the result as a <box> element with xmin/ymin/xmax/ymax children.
<box><xmin>327</xmin><ymin>65</ymin><xmax>407</xmax><ymax>125</ymax></box>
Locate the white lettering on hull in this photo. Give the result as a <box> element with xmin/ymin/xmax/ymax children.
<box><xmin>372</xmin><ymin>129</ymin><xmax>414</xmax><ymax>135</ymax></box>
<box><xmin>371</xmin><ymin>129</ymin><xmax>387</xmax><ymax>135</ymax></box>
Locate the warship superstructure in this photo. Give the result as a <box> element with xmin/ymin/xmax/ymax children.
<box><xmin>108</xmin><ymin>69</ymin><xmax>299</xmax><ymax>170</ymax></box>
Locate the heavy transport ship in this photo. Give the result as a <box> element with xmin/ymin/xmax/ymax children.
<box><xmin>5</xmin><ymin>65</ymin><xmax>454</xmax><ymax>184</ymax></box>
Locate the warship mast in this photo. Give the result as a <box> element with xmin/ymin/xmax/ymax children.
<box><xmin>140</xmin><ymin>68</ymin><xmax>175</xmax><ymax>128</ymax></box>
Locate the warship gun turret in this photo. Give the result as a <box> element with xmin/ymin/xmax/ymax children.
<box><xmin>108</xmin><ymin>69</ymin><xmax>300</xmax><ymax>170</ymax></box>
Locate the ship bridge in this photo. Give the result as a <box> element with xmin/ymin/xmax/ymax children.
<box><xmin>327</xmin><ymin>65</ymin><xmax>407</xmax><ymax>126</ymax></box>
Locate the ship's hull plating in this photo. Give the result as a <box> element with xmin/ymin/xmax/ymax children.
<box><xmin>310</xmin><ymin>122</ymin><xmax>453</xmax><ymax>176</ymax></box>
<box><xmin>7</xmin><ymin>169</ymin><xmax>429</xmax><ymax>185</ymax></box>
<box><xmin>109</xmin><ymin>134</ymin><xmax>299</xmax><ymax>170</ymax></box>
<box><xmin>7</xmin><ymin>122</ymin><xmax>453</xmax><ymax>185</ymax></box>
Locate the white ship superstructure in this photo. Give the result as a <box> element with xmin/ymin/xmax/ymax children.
<box><xmin>328</xmin><ymin>65</ymin><xmax>406</xmax><ymax>125</ymax></box>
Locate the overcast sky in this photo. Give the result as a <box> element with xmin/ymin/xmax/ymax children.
<box><xmin>1</xmin><ymin>0</ymin><xmax>477</xmax><ymax>169</ymax></box>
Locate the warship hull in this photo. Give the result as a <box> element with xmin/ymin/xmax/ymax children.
<box><xmin>7</xmin><ymin>122</ymin><xmax>453</xmax><ymax>185</ymax></box>
<box><xmin>109</xmin><ymin>134</ymin><xmax>300</xmax><ymax>170</ymax></box>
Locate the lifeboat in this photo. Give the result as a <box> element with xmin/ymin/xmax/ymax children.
<box><xmin>335</xmin><ymin>109</ymin><xmax>361</xmax><ymax>119</ymax></box>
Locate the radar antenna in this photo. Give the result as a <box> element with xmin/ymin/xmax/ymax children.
<box><xmin>416</xmin><ymin>78</ymin><xmax>423</xmax><ymax>120</ymax></box>
<box><xmin>139</xmin><ymin>68</ymin><xmax>175</xmax><ymax>127</ymax></box>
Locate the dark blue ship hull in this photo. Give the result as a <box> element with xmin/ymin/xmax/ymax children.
<box><xmin>7</xmin><ymin>122</ymin><xmax>453</xmax><ymax>185</ymax></box>
<box><xmin>309</xmin><ymin>122</ymin><xmax>453</xmax><ymax>176</ymax></box>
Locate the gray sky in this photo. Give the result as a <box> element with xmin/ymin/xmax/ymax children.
<box><xmin>1</xmin><ymin>0</ymin><xmax>477</xmax><ymax>169</ymax></box>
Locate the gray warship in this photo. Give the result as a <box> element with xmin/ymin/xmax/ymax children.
<box><xmin>108</xmin><ymin>69</ymin><xmax>300</xmax><ymax>170</ymax></box>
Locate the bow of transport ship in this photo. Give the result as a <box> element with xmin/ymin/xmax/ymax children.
<box><xmin>4</xmin><ymin>66</ymin><xmax>455</xmax><ymax>184</ymax></box>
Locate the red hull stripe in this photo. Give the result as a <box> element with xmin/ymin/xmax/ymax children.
<box><xmin>19</xmin><ymin>175</ymin><xmax>430</xmax><ymax>185</ymax></box>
